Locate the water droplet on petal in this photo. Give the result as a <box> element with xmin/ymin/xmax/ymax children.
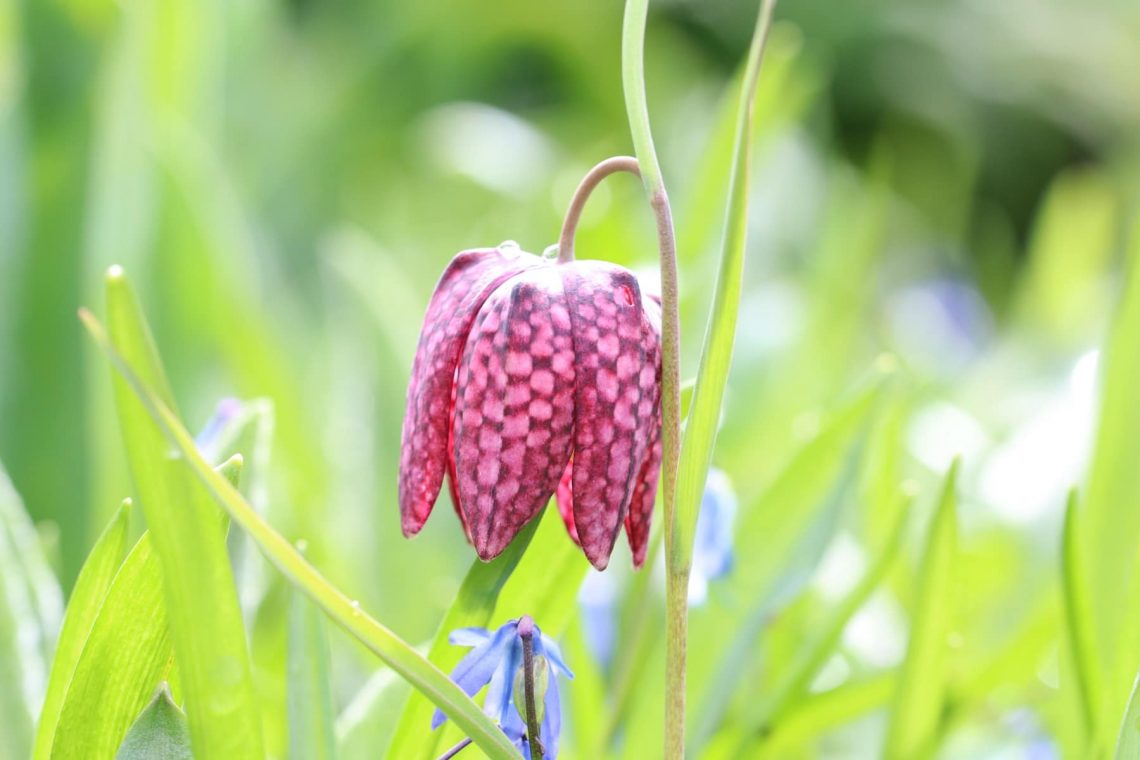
<box><xmin>542</xmin><ymin>244</ymin><xmax>559</xmax><ymax>261</ymax></box>
<box><xmin>499</xmin><ymin>240</ymin><xmax>520</xmax><ymax>255</ymax></box>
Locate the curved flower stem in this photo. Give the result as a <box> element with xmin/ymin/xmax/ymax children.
<box><xmin>557</xmin><ymin>156</ymin><xmax>642</xmax><ymax>263</ymax></box>
<box><xmin>437</xmin><ymin>738</ymin><xmax>473</xmax><ymax>760</ymax></box>
<box><xmin>620</xmin><ymin>1</ymin><xmax>683</xmax><ymax>757</ymax></box>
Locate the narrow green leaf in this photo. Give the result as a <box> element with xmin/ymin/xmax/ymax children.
<box><xmin>79</xmin><ymin>305</ymin><xmax>523</xmax><ymax>760</ymax></box>
<box><xmin>0</xmin><ymin>464</ymin><xmax>64</xmax><ymax>760</ymax></box>
<box><xmin>749</xmin><ymin>494</ymin><xmax>911</xmax><ymax>736</ymax></box>
<box><xmin>490</xmin><ymin>506</ymin><xmax>591</xmax><ymax>634</ymax></box>
<box><xmin>690</xmin><ymin>419</ymin><xmax>868</xmax><ymax>755</ymax></box>
<box><xmin>385</xmin><ymin>518</ymin><xmax>539</xmax><ymax>760</ymax></box>
<box><xmin>674</xmin><ymin>0</ymin><xmax>778</xmax><ymax>563</ymax></box>
<box><xmin>50</xmin><ymin>533</ymin><xmax>172</xmax><ymax>760</ymax></box>
<box><xmin>115</xmin><ymin>683</ymin><xmax>192</xmax><ymax>760</ymax></box>
<box><xmin>1084</xmin><ymin>226</ymin><xmax>1140</xmax><ymax>731</ymax></box>
<box><xmin>288</xmin><ymin>589</ymin><xmax>338</xmax><ymax>760</ymax></box>
<box><xmin>50</xmin><ymin>459</ymin><xmax>243</xmax><ymax>760</ymax></box>
<box><xmin>34</xmin><ymin>499</ymin><xmax>132</xmax><ymax>760</ymax></box>
<box><xmin>1062</xmin><ymin>488</ymin><xmax>1104</xmax><ymax>747</ymax></box>
<box><xmin>1115</xmin><ymin>672</ymin><xmax>1140</xmax><ymax>760</ymax></box>
<box><xmin>756</xmin><ymin>674</ymin><xmax>896</xmax><ymax>756</ymax></box>
<box><xmin>732</xmin><ymin>383</ymin><xmax>882</xmax><ymax>600</ymax></box>
<box><xmin>103</xmin><ymin>267</ymin><xmax>264</xmax><ymax>759</ymax></box>
<box><xmin>884</xmin><ymin>460</ymin><xmax>960</xmax><ymax>759</ymax></box>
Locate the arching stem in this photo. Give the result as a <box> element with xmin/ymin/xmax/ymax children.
<box><xmin>557</xmin><ymin>156</ymin><xmax>642</xmax><ymax>263</ymax></box>
<box><xmin>621</xmin><ymin>1</ymin><xmax>684</xmax><ymax>758</ymax></box>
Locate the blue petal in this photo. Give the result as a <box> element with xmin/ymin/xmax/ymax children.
<box><xmin>502</xmin><ymin>701</ymin><xmax>529</xmax><ymax>757</ymax></box>
<box><xmin>690</xmin><ymin>468</ymin><xmax>737</xmax><ymax>604</ymax></box>
<box><xmin>540</xmin><ymin>666</ymin><xmax>562</xmax><ymax>759</ymax></box>
<box><xmin>431</xmin><ymin>624</ymin><xmax>515</xmax><ymax>729</ymax></box>
<box><xmin>449</xmin><ymin>627</ymin><xmax>492</xmax><ymax>647</ymax></box>
<box><xmin>482</xmin><ymin>636</ymin><xmax>522</xmax><ymax>724</ymax></box>
<box><xmin>536</xmin><ymin>634</ymin><xmax>574</xmax><ymax>680</ymax></box>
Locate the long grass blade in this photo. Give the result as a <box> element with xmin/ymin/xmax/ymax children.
<box><xmin>80</xmin><ymin>293</ymin><xmax>523</xmax><ymax>760</ymax></box>
<box><xmin>288</xmin><ymin>590</ymin><xmax>338</xmax><ymax>760</ymax></box>
<box><xmin>675</xmin><ymin>0</ymin><xmax>779</xmax><ymax>562</ymax></box>
<box><xmin>385</xmin><ymin>519</ymin><xmax>539</xmax><ymax>760</ymax></box>
<box><xmin>33</xmin><ymin>500</ymin><xmax>131</xmax><ymax>760</ymax></box>
<box><xmin>0</xmin><ymin>464</ymin><xmax>64</xmax><ymax>759</ymax></box>
<box><xmin>883</xmin><ymin>460</ymin><xmax>960</xmax><ymax>759</ymax></box>
<box><xmin>103</xmin><ymin>268</ymin><xmax>264</xmax><ymax>759</ymax></box>
<box><xmin>49</xmin><ymin>533</ymin><xmax>173</xmax><ymax>759</ymax></box>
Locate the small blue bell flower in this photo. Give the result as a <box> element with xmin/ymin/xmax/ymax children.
<box><xmin>434</xmin><ymin>616</ymin><xmax>573</xmax><ymax>758</ymax></box>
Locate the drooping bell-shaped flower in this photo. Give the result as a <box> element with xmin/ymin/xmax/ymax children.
<box><xmin>399</xmin><ymin>243</ymin><xmax>663</xmax><ymax>570</ymax></box>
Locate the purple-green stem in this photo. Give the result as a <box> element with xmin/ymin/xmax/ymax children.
<box><xmin>518</xmin><ymin>616</ymin><xmax>544</xmax><ymax>760</ymax></box>
<box><xmin>621</xmin><ymin>0</ymin><xmax>778</xmax><ymax>756</ymax></box>
<box><xmin>621</xmin><ymin>0</ymin><xmax>685</xmax><ymax>756</ymax></box>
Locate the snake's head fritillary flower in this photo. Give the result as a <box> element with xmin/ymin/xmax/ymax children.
<box><xmin>399</xmin><ymin>243</ymin><xmax>663</xmax><ymax>570</ymax></box>
<box><xmin>433</xmin><ymin>616</ymin><xmax>573</xmax><ymax>759</ymax></box>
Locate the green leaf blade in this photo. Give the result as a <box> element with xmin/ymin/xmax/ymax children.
<box><xmin>115</xmin><ymin>684</ymin><xmax>193</xmax><ymax>760</ymax></box>
<box><xmin>103</xmin><ymin>268</ymin><xmax>264</xmax><ymax>760</ymax></box>
<box><xmin>884</xmin><ymin>460</ymin><xmax>960</xmax><ymax>759</ymax></box>
<box><xmin>288</xmin><ymin>590</ymin><xmax>338</xmax><ymax>760</ymax></box>
<box><xmin>0</xmin><ymin>463</ymin><xmax>64</xmax><ymax>760</ymax></box>
<box><xmin>33</xmin><ymin>499</ymin><xmax>132</xmax><ymax>760</ymax></box>
<box><xmin>675</xmin><ymin>0</ymin><xmax>778</xmax><ymax>564</ymax></box>
<box><xmin>80</xmin><ymin>303</ymin><xmax>523</xmax><ymax>760</ymax></box>
<box><xmin>385</xmin><ymin>518</ymin><xmax>539</xmax><ymax>760</ymax></box>
<box><xmin>49</xmin><ymin>534</ymin><xmax>172</xmax><ymax>760</ymax></box>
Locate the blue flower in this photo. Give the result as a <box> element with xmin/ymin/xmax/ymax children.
<box><xmin>194</xmin><ymin>397</ymin><xmax>244</xmax><ymax>462</ymax></box>
<box><xmin>433</xmin><ymin>617</ymin><xmax>573</xmax><ymax>758</ymax></box>
<box><xmin>689</xmin><ymin>468</ymin><xmax>737</xmax><ymax>605</ymax></box>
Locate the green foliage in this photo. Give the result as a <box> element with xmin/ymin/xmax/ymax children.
<box><xmin>80</xmin><ymin>281</ymin><xmax>524</xmax><ymax>759</ymax></box>
<box><xmin>48</xmin><ymin>532</ymin><xmax>173</xmax><ymax>759</ymax></box>
<box><xmin>105</xmin><ymin>269</ymin><xmax>265</xmax><ymax>759</ymax></box>
<box><xmin>884</xmin><ymin>461</ymin><xmax>959</xmax><ymax>759</ymax></box>
<box><xmin>0</xmin><ymin>466</ymin><xmax>64</xmax><ymax>760</ymax></box>
<box><xmin>2</xmin><ymin>0</ymin><xmax>1140</xmax><ymax>757</ymax></box>
<box><xmin>33</xmin><ymin>500</ymin><xmax>130</xmax><ymax>760</ymax></box>
<box><xmin>288</xmin><ymin>590</ymin><xmax>338</xmax><ymax>760</ymax></box>
<box><xmin>115</xmin><ymin>685</ymin><xmax>193</xmax><ymax>760</ymax></box>
<box><xmin>385</xmin><ymin>519</ymin><xmax>540</xmax><ymax>760</ymax></box>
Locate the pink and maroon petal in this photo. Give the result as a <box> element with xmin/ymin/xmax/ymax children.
<box><xmin>399</xmin><ymin>247</ymin><xmax>540</xmax><ymax>537</ymax></box>
<box><xmin>624</xmin><ymin>297</ymin><xmax>663</xmax><ymax>567</ymax></box>
<box><xmin>451</xmin><ymin>268</ymin><xmax>577</xmax><ymax>560</ymax></box>
<box><xmin>555</xmin><ymin>462</ymin><xmax>580</xmax><ymax>545</ymax></box>
<box><xmin>562</xmin><ymin>262</ymin><xmax>656</xmax><ymax>570</ymax></box>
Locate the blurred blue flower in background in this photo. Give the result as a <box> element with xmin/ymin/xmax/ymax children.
<box><xmin>194</xmin><ymin>397</ymin><xmax>244</xmax><ymax>462</ymax></box>
<box><xmin>688</xmin><ymin>468</ymin><xmax>737</xmax><ymax>606</ymax></box>
<box><xmin>434</xmin><ymin>617</ymin><xmax>573</xmax><ymax>758</ymax></box>
<box><xmin>578</xmin><ymin>567</ymin><xmax>621</xmax><ymax>672</ymax></box>
<box><xmin>578</xmin><ymin>468</ymin><xmax>738</xmax><ymax>671</ymax></box>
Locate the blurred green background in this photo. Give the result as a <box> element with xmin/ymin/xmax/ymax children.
<box><xmin>3</xmin><ymin>0</ymin><xmax>1140</xmax><ymax>756</ymax></box>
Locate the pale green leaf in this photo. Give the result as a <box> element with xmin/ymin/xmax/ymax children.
<box><xmin>80</xmin><ymin>300</ymin><xmax>523</xmax><ymax>760</ymax></box>
<box><xmin>0</xmin><ymin>463</ymin><xmax>64</xmax><ymax>760</ymax></box>
<box><xmin>384</xmin><ymin>518</ymin><xmax>539</xmax><ymax>760</ymax></box>
<box><xmin>1115</xmin><ymin>672</ymin><xmax>1140</xmax><ymax>760</ymax></box>
<box><xmin>288</xmin><ymin>589</ymin><xmax>337</xmax><ymax>760</ymax></box>
<box><xmin>104</xmin><ymin>267</ymin><xmax>264</xmax><ymax>759</ymax></box>
<box><xmin>115</xmin><ymin>683</ymin><xmax>192</xmax><ymax>760</ymax></box>
<box><xmin>674</xmin><ymin>0</ymin><xmax>778</xmax><ymax>564</ymax></box>
<box><xmin>33</xmin><ymin>499</ymin><xmax>131</xmax><ymax>760</ymax></box>
<box><xmin>1083</xmin><ymin>225</ymin><xmax>1140</xmax><ymax>734</ymax></box>
<box><xmin>884</xmin><ymin>460</ymin><xmax>960</xmax><ymax>759</ymax></box>
<box><xmin>50</xmin><ymin>534</ymin><xmax>172</xmax><ymax>760</ymax></box>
